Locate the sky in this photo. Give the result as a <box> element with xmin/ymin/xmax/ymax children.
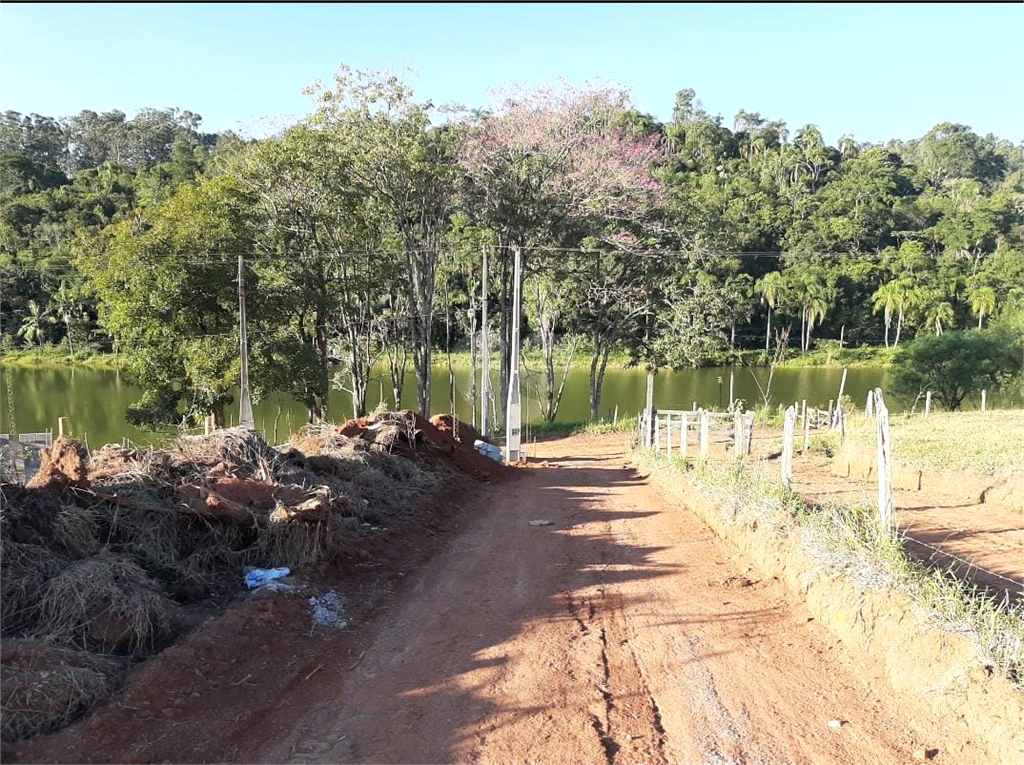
<box><xmin>0</xmin><ymin>2</ymin><xmax>1021</xmax><ymax>145</ymax></box>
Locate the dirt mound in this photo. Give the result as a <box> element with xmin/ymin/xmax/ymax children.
<box><xmin>430</xmin><ymin>414</ymin><xmax>487</xmax><ymax>447</ymax></box>
<box><xmin>25</xmin><ymin>438</ymin><xmax>89</xmax><ymax>493</ymax></box>
<box><xmin>1</xmin><ymin>640</ymin><xmax>127</xmax><ymax>743</ymax></box>
<box><xmin>0</xmin><ymin>416</ymin><xmax>485</xmax><ymax>745</ymax></box>
<box><xmin>326</xmin><ymin>411</ymin><xmax>506</xmax><ymax>480</ymax></box>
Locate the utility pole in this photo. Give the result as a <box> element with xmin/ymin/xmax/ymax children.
<box><xmin>237</xmin><ymin>254</ymin><xmax>254</xmax><ymax>429</ymax></box>
<box><xmin>481</xmin><ymin>245</ymin><xmax>491</xmax><ymax>438</ymax></box>
<box><xmin>505</xmin><ymin>245</ymin><xmax>523</xmax><ymax>462</ymax></box>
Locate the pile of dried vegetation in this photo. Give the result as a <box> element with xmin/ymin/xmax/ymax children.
<box><xmin>0</xmin><ymin>411</ymin><xmax>503</xmax><ymax>743</ymax></box>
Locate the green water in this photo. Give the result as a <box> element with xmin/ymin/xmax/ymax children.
<box><xmin>0</xmin><ymin>362</ymin><xmax>918</xmax><ymax>449</ymax></box>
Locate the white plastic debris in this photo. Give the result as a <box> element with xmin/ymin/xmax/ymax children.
<box><xmin>309</xmin><ymin>590</ymin><xmax>349</xmax><ymax>628</ymax></box>
<box><xmin>529</xmin><ymin>519</ymin><xmax>554</xmax><ymax>527</ymax></box>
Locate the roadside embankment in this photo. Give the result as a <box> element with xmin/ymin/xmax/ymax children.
<box><xmin>634</xmin><ymin>450</ymin><xmax>1024</xmax><ymax>765</ymax></box>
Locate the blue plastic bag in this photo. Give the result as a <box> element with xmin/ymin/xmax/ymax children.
<box><xmin>245</xmin><ymin>567</ymin><xmax>291</xmax><ymax>589</ymax></box>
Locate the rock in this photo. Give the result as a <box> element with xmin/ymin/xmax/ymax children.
<box><xmin>828</xmin><ymin>719</ymin><xmax>844</xmax><ymax>729</ymax></box>
<box><xmin>528</xmin><ymin>519</ymin><xmax>554</xmax><ymax>527</ymax></box>
<box><xmin>914</xmin><ymin>748</ymin><xmax>938</xmax><ymax>761</ymax></box>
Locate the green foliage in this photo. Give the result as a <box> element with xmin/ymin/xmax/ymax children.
<box><xmin>1</xmin><ymin>79</ymin><xmax>1023</xmax><ymax>429</ymax></box>
<box><xmin>890</xmin><ymin>330</ymin><xmax>1022</xmax><ymax>410</ymax></box>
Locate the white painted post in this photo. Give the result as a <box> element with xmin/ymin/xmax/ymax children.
<box><xmin>866</xmin><ymin>390</ymin><xmax>874</xmax><ymax>419</ymax></box>
<box><xmin>699</xmin><ymin>410</ymin><xmax>709</xmax><ymax>460</ymax></box>
<box><xmin>981</xmin><ymin>389</ymin><xmax>987</xmax><ymax>412</ymax></box>
<box><xmin>924</xmin><ymin>391</ymin><xmax>932</xmax><ymax>418</ymax></box>
<box><xmin>733</xmin><ymin>409</ymin><xmax>742</xmax><ymax>459</ymax></box>
<box><xmin>729</xmin><ymin>370</ymin><xmax>735</xmax><ymax>409</ymax></box>
<box><xmin>782</xmin><ymin>405</ymin><xmax>796</xmax><ymax>489</ymax></box>
<box><xmin>680</xmin><ymin>411</ymin><xmax>688</xmax><ymax>461</ymax></box>
<box><xmin>654</xmin><ymin>413</ymin><xmax>661</xmax><ymax>453</ymax></box>
<box><xmin>613</xmin><ymin>404</ymin><xmax>619</xmax><ymax>424</ymax></box>
<box><xmin>692</xmin><ymin>401</ymin><xmax>697</xmax><ymax>413</ymax></box>
<box><xmin>875</xmin><ymin>387</ymin><xmax>893</xmax><ymax>532</ymax></box>
<box><xmin>800</xmin><ymin>399</ymin><xmax>807</xmax><ymax>430</ymax></box>
<box><xmin>666</xmin><ymin>414</ymin><xmax>673</xmax><ymax>458</ymax></box>
<box><xmin>803</xmin><ymin>405</ymin><xmax>811</xmax><ymax>453</ymax></box>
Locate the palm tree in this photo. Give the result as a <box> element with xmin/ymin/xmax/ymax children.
<box><xmin>926</xmin><ymin>301</ymin><xmax>955</xmax><ymax>335</ymax></box>
<box><xmin>872</xmin><ymin>281</ymin><xmax>909</xmax><ymax>349</ymax></box>
<box><xmin>18</xmin><ymin>300</ymin><xmax>53</xmax><ymax>348</ymax></box>
<box><xmin>804</xmin><ymin>294</ymin><xmax>829</xmax><ymax>351</ymax></box>
<box><xmin>969</xmin><ymin>286</ymin><xmax>997</xmax><ymax>329</ymax></box>
<box><xmin>755</xmin><ymin>271</ymin><xmax>786</xmax><ymax>351</ymax></box>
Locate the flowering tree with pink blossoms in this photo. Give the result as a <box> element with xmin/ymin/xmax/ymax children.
<box><xmin>459</xmin><ymin>82</ymin><xmax>668</xmax><ymax>419</ymax></box>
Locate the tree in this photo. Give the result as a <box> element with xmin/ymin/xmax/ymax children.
<box><xmin>458</xmin><ymin>82</ymin><xmax>665</xmax><ymax>419</ymax></box>
<box><xmin>18</xmin><ymin>299</ymin><xmax>52</xmax><ymax>347</ymax></box>
<box><xmin>77</xmin><ymin>176</ymin><xmax>257</xmax><ymax>429</ymax></box>
<box><xmin>872</xmin><ymin>280</ymin><xmax>910</xmax><ymax>349</ymax></box>
<box><xmin>969</xmin><ymin>285</ymin><xmax>997</xmax><ymax>329</ymax></box>
<box><xmin>304</xmin><ymin>66</ymin><xmax>458</xmax><ymax>418</ymax></box>
<box><xmin>755</xmin><ymin>271</ymin><xmax>785</xmax><ymax>351</ymax></box>
<box><xmin>890</xmin><ymin>331</ymin><xmax>1020</xmax><ymax>410</ymax></box>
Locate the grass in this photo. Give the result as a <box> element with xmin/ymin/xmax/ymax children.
<box><xmin>844</xmin><ymin>410</ymin><xmax>1024</xmax><ymax>475</ymax></box>
<box><xmin>738</xmin><ymin>343</ymin><xmax>896</xmax><ymax>369</ymax></box>
<box><xmin>491</xmin><ymin>418</ymin><xmax>637</xmax><ymax>439</ymax></box>
<box><xmin>0</xmin><ymin>345</ymin><xmax>123</xmax><ymax>369</ymax></box>
<box><xmin>634</xmin><ymin>449</ymin><xmax>1024</xmax><ymax>688</ymax></box>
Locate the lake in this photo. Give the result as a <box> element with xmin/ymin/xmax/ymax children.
<box><xmin>0</xmin><ymin>362</ymin><xmax>931</xmax><ymax>449</ymax></box>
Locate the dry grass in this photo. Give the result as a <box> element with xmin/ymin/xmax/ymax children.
<box><xmin>845</xmin><ymin>410</ymin><xmax>1024</xmax><ymax>475</ymax></box>
<box><xmin>36</xmin><ymin>549</ymin><xmax>177</xmax><ymax>653</ymax></box>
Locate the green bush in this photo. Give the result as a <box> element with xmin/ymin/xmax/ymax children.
<box><xmin>890</xmin><ymin>330</ymin><xmax>1021</xmax><ymax>411</ymax></box>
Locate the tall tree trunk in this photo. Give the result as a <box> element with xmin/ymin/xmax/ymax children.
<box><xmin>64</xmin><ymin>313</ymin><xmax>74</xmax><ymax>356</ymax></box>
<box><xmin>315</xmin><ymin>311</ymin><xmax>330</xmax><ymax>422</ymax></box>
<box><xmin>589</xmin><ymin>335</ymin><xmax>613</xmax><ymax>422</ymax></box>
<box><xmin>765</xmin><ymin>306</ymin><xmax>771</xmax><ymax>352</ymax></box>
<box><xmin>978</xmin><ymin>312</ymin><xmax>983</xmax><ymax>330</ymax></box>
<box><xmin>894</xmin><ymin>312</ymin><xmax>902</xmax><ymax>349</ymax></box>
<box><xmin>884</xmin><ymin>319</ymin><xmax>890</xmax><ymax>349</ymax></box>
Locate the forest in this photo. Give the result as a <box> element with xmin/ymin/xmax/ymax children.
<box><xmin>1</xmin><ymin>67</ymin><xmax>1022</xmax><ymax>427</ymax></box>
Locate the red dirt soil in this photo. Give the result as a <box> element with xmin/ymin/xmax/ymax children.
<box><xmin>695</xmin><ymin>424</ymin><xmax>1023</xmax><ymax>599</ymax></box>
<box><xmin>8</xmin><ymin>434</ymin><xmax>992</xmax><ymax>765</ymax></box>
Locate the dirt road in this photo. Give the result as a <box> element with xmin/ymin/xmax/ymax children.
<box><xmin>15</xmin><ymin>433</ymin><xmax>984</xmax><ymax>764</ymax></box>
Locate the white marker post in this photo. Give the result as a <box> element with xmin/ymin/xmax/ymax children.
<box><xmin>781</xmin><ymin>405</ymin><xmax>796</xmax><ymax>489</ymax></box>
<box><xmin>505</xmin><ymin>246</ymin><xmax>523</xmax><ymax>463</ymax></box>
<box><xmin>480</xmin><ymin>245</ymin><xmax>491</xmax><ymax>438</ymax></box>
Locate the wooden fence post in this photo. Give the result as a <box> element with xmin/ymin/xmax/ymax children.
<box><xmin>875</xmin><ymin>387</ymin><xmax>893</xmax><ymax>532</ymax></box>
<box><xmin>803</xmin><ymin>406</ymin><xmax>811</xmax><ymax>453</ymax></box>
<box><xmin>827</xmin><ymin>399</ymin><xmax>834</xmax><ymax>428</ymax></box>
<box><xmin>699</xmin><ymin>410</ymin><xmax>709</xmax><ymax>460</ymax></box>
<box><xmin>800</xmin><ymin>399</ymin><xmax>807</xmax><ymax>430</ymax></box>
<box><xmin>57</xmin><ymin>417</ymin><xmax>68</xmax><ymax>438</ymax></box>
<box><xmin>924</xmin><ymin>391</ymin><xmax>932</xmax><ymax>418</ymax></box>
<box><xmin>680</xmin><ymin>411</ymin><xmax>688</xmax><ymax>461</ymax></box>
<box><xmin>654</xmin><ymin>412</ymin><xmax>661</xmax><ymax>453</ymax></box>
<box><xmin>666</xmin><ymin>414</ymin><xmax>673</xmax><ymax>459</ymax></box>
<box><xmin>613</xmin><ymin>404</ymin><xmax>618</xmax><ymax>424</ymax></box>
<box><xmin>781</xmin><ymin>405</ymin><xmax>796</xmax><ymax>489</ymax></box>
<box><xmin>729</xmin><ymin>370</ymin><xmax>735</xmax><ymax>409</ymax></box>
<box><xmin>866</xmin><ymin>390</ymin><xmax>874</xmax><ymax>418</ymax></box>
<box><xmin>981</xmin><ymin>389</ymin><xmax>987</xmax><ymax>412</ymax></box>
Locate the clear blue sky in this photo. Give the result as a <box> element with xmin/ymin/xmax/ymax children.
<box><xmin>1</xmin><ymin>3</ymin><xmax>1021</xmax><ymax>144</ymax></box>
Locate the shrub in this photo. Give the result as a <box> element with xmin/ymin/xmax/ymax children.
<box><xmin>890</xmin><ymin>331</ymin><xmax>1021</xmax><ymax>411</ymax></box>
